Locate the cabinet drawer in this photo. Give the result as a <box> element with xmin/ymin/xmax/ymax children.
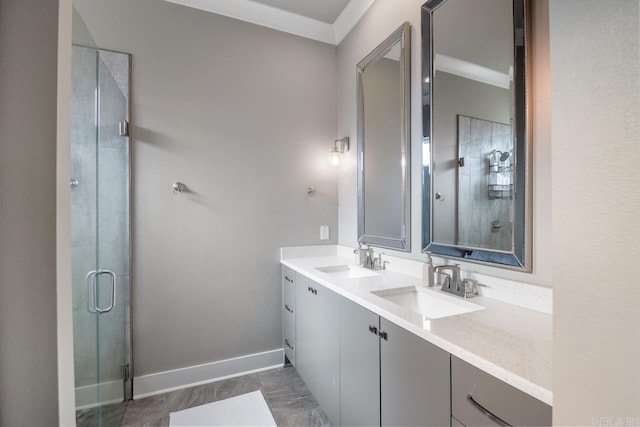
<box><xmin>284</xmin><ymin>320</ymin><xmax>295</xmax><ymax>366</ymax></box>
<box><xmin>451</xmin><ymin>356</ymin><xmax>551</xmax><ymax>427</ymax></box>
<box><xmin>282</xmin><ymin>267</ymin><xmax>296</xmax><ymax>312</ymax></box>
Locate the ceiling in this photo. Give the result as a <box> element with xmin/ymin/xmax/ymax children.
<box><xmin>163</xmin><ymin>0</ymin><xmax>376</xmax><ymax>45</ymax></box>
<box><xmin>250</xmin><ymin>0</ymin><xmax>351</xmax><ymax>24</ymax></box>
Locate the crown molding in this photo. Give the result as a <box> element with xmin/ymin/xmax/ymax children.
<box><xmin>333</xmin><ymin>0</ymin><xmax>376</xmax><ymax>44</ymax></box>
<box><xmin>163</xmin><ymin>0</ymin><xmax>375</xmax><ymax>45</ymax></box>
<box><xmin>435</xmin><ymin>53</ymin><xmax>512</xmax><ymax>89</ymax></box>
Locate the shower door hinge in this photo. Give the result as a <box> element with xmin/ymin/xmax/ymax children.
<box><xmin>119</xmin><ymin>120</ymin><xmax>130</xmax><ymax>137</ymax></box>
<box><xmin>122</xmin><ymin>363</ymin><xmax>130</xmax><ymax>382</ymax></box>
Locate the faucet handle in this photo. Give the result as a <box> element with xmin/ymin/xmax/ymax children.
<box><xmin>463</xmin><ymin>279</ymin><xmax>478</xmax><ymax>298</ymax></box>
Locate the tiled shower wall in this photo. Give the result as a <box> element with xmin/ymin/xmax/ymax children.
<box><xmin>457</xmin><ymin>115</ymin><xmax>512</xmax><ymax>251</ymax></box>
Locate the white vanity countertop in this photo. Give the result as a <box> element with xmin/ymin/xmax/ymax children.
<box><xmin>281</xmin><ymin>254</ymin><xmax>553</xmax><ymax>406</ymax></box>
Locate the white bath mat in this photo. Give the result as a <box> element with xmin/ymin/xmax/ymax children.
<box><xmin>169</xmin><ymin>390</ymin><xmax>276</xmax><ymax>426</ymax></box>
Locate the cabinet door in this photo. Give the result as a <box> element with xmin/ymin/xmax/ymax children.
<box><xmin>380</xmin><ymin>318</ymin><xmax>450</xmax><ymax>427</ymax></box>
<box><xmin>294</xmin><ymin>275</ymin><xmax>340</xmax><ymax>426</ymax></box>
<box><xmin>313</xmin><ymin>282</ymin><xmax>340</xmax><ymax>426</ymax></box>
<box><xmin>295</xmin><ymin>274</ymin><xmax>317</xmax><ymax>394</ymax></box>
<box><xmin>339</xmin><ymin>297</ymin><xmax>380</xmax><ymax>427</ymax></box>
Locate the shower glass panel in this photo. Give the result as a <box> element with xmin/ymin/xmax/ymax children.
<box><xmin>71</xmin><ymin>45</ymin><xmax>131</xmax><ymax>427</ymax></box>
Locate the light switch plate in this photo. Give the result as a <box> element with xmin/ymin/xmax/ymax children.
<box><xmin>320</xmin><ymin>225</ymin><xmax>329</xmax><ymax>240</ymax></box>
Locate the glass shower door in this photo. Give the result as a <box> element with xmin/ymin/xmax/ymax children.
<box><xmin>71</xmin><ymin>46</ymin><xmax>131</xmax><ymax>427</ymax></box>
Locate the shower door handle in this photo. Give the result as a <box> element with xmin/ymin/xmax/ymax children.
<box><xmin>87</xmin><ymin>269</ymin><xmax>117</xmax><ymax>314</ymax></box>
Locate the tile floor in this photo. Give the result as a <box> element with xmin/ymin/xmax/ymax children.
<box><xmin>76</xmin><ymin>366</ymin><xmax>331</xmax><ymax>427</ymax></box>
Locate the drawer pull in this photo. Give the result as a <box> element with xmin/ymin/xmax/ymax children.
<box><xmin>466</xmin><ymin>394</ymin><xmax>512</xmax><ymax>427</ymax></box>
<box><xmin>378</xmin><ymin>330</ymin><xmax>388</xmax><ymax>341</ymax></box>
<box><xmin>285</xmin><ymin>304</ymin><xmax>293</xmax><ymax>314</ymax></box>
<box><xmin>285</xmin><ymin>275</ymin><xmax>293</xmax><ymax>283</ymax></box>
<box><xmin>368</xmin><ymin>325</ymin><xmax>378</xmax><ymax>335</ymax></box>
<box><xmin>285</xmin><ymin>339</ymin><xmax>294</xmax><ymax>350</ymax></box>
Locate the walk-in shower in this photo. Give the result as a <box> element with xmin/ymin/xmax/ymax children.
<box><xmin>70</xmin><ymin>45</ymin><xmax>132</xmax><ymax>427</ymax></box>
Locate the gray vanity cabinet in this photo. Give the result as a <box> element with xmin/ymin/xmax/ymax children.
<box><xmin>339</xmin><ymin>298</ymin><xmax>380</xmax><ymax>427</ymax></box>
<box><xmin>339</xmin><ymin>296</ymin><xmax>450</xmax><ymax>427</ymax></box>
<box><xmin>286</xmin><ymin>267</ymin><xmax>551</xmax><ymax>427</ymax></box>
<box><xmin>295</xmin><ymin>274</ymin><xmax>341</xmax><ymax>426</ymax></box>
<box><xmin>451</xmin><ymin>356</ymin><xmax>552</xmax><ymax>426</ymax></box>
<box><xmin>380</xmin><ymin>318</ymin><xmax>451</xmax><ymax>427</ymax></box>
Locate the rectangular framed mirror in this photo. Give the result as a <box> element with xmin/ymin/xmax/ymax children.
<box><xmin>357</xmin><ymin>22</ymin><xmax>412</xmax><ymax>251</ymax></box>
<box><xmin>422</xmin><ymin>0</ymin><xmax>531</xmax><ymax>270</ymax></box>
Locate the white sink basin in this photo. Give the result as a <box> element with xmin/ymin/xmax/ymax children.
<box><xmin>315</xmin><ymin>265</ymin><xmax>380</xmax><ymax>279</ymax></box>
<box><xmin>372</xmin><ymin>286</ymin><xmax>485</xmax><ymax>320</ymax></box>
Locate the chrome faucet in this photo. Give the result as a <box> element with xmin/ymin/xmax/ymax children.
<box><xmin>362</xmin><ymin>247</ymin><xmax>375</xmax><ymax>269</ymax></box>
<box><xmin>434</xmin><ymin>264</ymin><xmax>465</xmax><ymax>297</ymax></box>
<box><xmin>372</xmin><ymin>252</ymin><xmax>388</xmax><ymax>270</ymax></box>
<box><xmin>353</xmin><ymin>243</ymin><xmax>369</xmax><ymax>266</ymax></box>
<box><xmin>356</xmin><ymin>245</ymin><xmax>387</xmax><ymax>270</ymax></box>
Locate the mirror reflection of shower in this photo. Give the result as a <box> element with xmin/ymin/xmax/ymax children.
<box><xmin>456</xmin><ymin>115</ymin><xmax>513</xmax><ymax>252</ymax></box>
<box><xmin>488</xmin><ymin>149</ymin><xmax>513</xmax><ymax>200</ymax></box>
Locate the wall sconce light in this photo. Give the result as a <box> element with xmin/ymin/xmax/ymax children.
<box><xmin>330</xmin><ymin>137</ymin><xmax>350</xmax><ymax>166</ymax></box>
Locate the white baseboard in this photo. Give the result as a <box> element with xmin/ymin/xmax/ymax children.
<box><xmin>133</xmin><ymin>348</ymin><xmax>284</xmax><ymax>399</ymax></box>
<box><xmin>75</xmin><ymin>380</ymin><xmax>124</xmax><ymax>411</ymax></box>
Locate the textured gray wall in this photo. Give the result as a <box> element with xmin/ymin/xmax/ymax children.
<box><xmin>73</xmin><ymin>0</ymin><xmax>338</xmax><ymax>376</ymax></box>
<box><xmin>0</xmin><ymin>0</ymin><xmax>60</xmax><ymax>424</ymax></box>
<box><xmin>550</xmin><ymin>0</ymin><xmax>640</xmax><ymax>423</ymax></box>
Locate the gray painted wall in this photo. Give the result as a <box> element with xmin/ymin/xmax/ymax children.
<box><xmin>0</xmin><ymin>0</ymin><xmax>60</xmax><ymax>424</ymax></box>
<box><xmin>550</xmin><ymin>0</ymin><xmax>640</xmax><ymax>423</ymax></box>
<box><xmin>73</xmin><ymin>0</ymin><xmax>338</xmax><ymax>376</ymax></box>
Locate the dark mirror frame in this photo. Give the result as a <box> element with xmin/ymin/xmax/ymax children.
<box><xmin>421</xmin><ymin>0</ymin><xmax>532</xmax><ymax>270</ymax></box>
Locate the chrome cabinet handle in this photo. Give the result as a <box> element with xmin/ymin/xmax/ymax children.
<box><xmin>285</xmin><ymin>339</ymin><xmax>294</xmax><ymax>350</ymax></box>
<box><xmin>86</xmin><ymin>269</ymin><xmax>117</xmax><ymax>314</ymax></box>
<box><xmin>368</xmin><ymin>325</ymin><xmax>378</xmax><ymax>335</ymax></box>
<box><xmin>378</xmin><ymin>330</ymin><xmax>388</xmax><ymax>341</ymax></box>
<box><xmin>285</xmin><ymin>304</ymin><xmax>293</xmax><ymax>314</ymax></box>
<box><xmin>285</xmin><ymin>275</ymin><xmax>293</xmax><ymax>283</ymax></box>
<box><xmin>466</xmin><ymin>395</ymin><xmax>512</xmax><ymax>427</ymax></box>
